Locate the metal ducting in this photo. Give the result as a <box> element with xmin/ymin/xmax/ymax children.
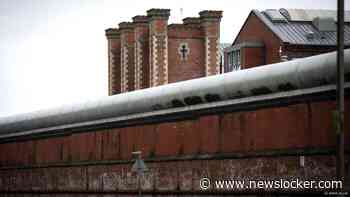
<box><xmin>312</xmin><ymin>17</ymin><xmax>336</xmax><ymax>32</ymax></box>
<box><xmin>0</xmin><ymin>50</ymin><xmax>349</xmax><ymax>135</ymax></box>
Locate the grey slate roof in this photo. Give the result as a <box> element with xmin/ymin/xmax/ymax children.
<box><xmin>244</xmin><ymin>9</ymin><xmax>350</xmax><ymax>46</ymax></box>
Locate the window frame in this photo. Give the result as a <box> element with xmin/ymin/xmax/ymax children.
<box><xmin>228</xmin><ymin>49</ymin><xmax>241</xmax><ymax>71</ymax></box>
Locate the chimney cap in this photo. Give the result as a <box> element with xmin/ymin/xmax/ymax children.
<box><xmin>132</xmin><ymin>15</ymin><xmax>149</xmax><ymax>23</ymax></box>
<box><xmin>118</xmin><ymin>22</ymin><xmax>134</xmax><ymax>30</ymax></box>
<box><xmin>199</xmin><ymin>10</ymin><xmax>223</xmax><ymax>20</ymax></box>
<box><xmin>105</xmin><ymin>28</ymin><xmax>120</xmax><ymax>38</ymax></box>
<box><xmin>147</xmin><ymin>8</ymin><xmax>170</xmax><ymax>19</ymax></box>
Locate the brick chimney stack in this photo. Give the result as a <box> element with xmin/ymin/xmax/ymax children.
<box><xmin>183</xmin><ymin>17</ymin><xmax>201</xmax><ymax>27</ymax></box>
<box><xmin>147</xmin><ymin>8</ymin><xmax>170</xmax><ymax>87</ymax></box>
<box><xmin>132</xmin><ymin>15</ymin><xmax>150</xmax><ymax>90</ymax></box>
<box><xmin>199</xmin><ymin>10</ymin><xmax>223</xmax><ymax>76</ymax></box>
<box><xmin>105</xmin><ymin>28</ymin><xmax>121</xmax><ymax>96</ymax></box>
<box><xmin>119</xmin><ymin>22</ymin><xmax>135</xmax><ymax>92</ymax></box>
<box><xmin>106</xmin><ymin>8</ymin><xmax>223</xmax><ymax>94</ymax></box>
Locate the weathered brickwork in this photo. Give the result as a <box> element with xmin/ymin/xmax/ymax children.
<box><xmin>133</xmin><ymin>15</ymin><xmax>149</xmax><ymax>90</ymax></box>
<box><xmin>168</xmin><ymin>24</ymin><xmax>205</xmax><ymax>83</ymax></box>
<box><xmin>119</xmin><ymin>22</ymin><xmax>135</xmax><ymax>92</ymax></box>
<box><xmin>106</xmin><ymin>9</ymin><xmax>222</xmax><ymax>95</ymax></box>
<box><xmin>0</xmin><ymin>99</ymin><xmax>349</xmax><ymax>194</ymax></box>
<box><xmin>241</xmin><ymin>47</ymin><xmax>265</xmax><ymax>69</ymax></box>
<box><xmin>148</xmin><ymin>9</ymin><xmax>170</xmax><ymax>87</ymax></box>
<box><xmin>105</xmin><ymin>29</ymin><xmax>121</xmax><ymax>95</ymax></box>
<box><xmin>0</xmin><ymin>156</ymin><xmax>348</xmax><ymax>194</ymax></box>
<box><xmin>234</xmin><ymin>12</ymin><xmax>282</xmax><ymax>68</ymax></box>
<box><xmin>0</xmin><ymin>100</ymin><xmax>349</xmax><ymax>163</ymax></box>
<box><xmin>200</xmin><ymin>11</ymin><xmax>222</xmax><ymax>76</ymax></box>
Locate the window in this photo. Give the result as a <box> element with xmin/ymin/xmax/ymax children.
<box><xmin>229</xmin><ymin>50</ymin><xmax>241</xmax><ymax>71</ymax></box>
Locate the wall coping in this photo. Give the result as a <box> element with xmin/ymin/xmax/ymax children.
<box><xmin>0</xmin><ymin>83</ymin><xmax>348</xmax><ymax>143</ymax></box>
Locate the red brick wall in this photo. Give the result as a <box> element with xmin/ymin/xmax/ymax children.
<box><xmin>125</xmin><ymin>29</ymin><xmax>135</xmax><ymax>91</ymax></box>
<box><xmin>0</xmin><ymin>98</ymin><xmax>349</xmax><ymax>194</ymax></box>
<box><xmin>1</xmin><ymin>99</ymin><xmax>349</xmax><ymax>166</ymax></box>
<box><xmin>235</xmin><ymin>12</ymin><xmax>282</xmax><ymax>66</ymax></box>
<box><xmin>120</xmin><ymin>24</ymin><xmax>135</xmax><ymax>92</ymax></box>
<box><xmin>0</xmin><ymin>155</ymin><xmax>347</xmax><ymax>194</ymax></box>
<box><xmin>168</xmin><ymin>25</ymin><xmax>203</xmax><ymax>38</ymax></box>
<box><xmin>202</xmin><ymin>21</ymin><xmax>221</xmax><ymax>76</ymax></box>
<box><xmin>168</xmin><ymin>26</ymin><xmax>205</xmax><ymax>83</ymax></box>
<box><xmin>283</xmin><ymin>45</ymin><xmax>337</xmax><ymax>60</ymax></box>
<box><xmin>149</xmin><ymin>18</ymin><xmax>169</xmax><ymax>86</ymax></box>
<box><xmin>241</xmin><ymin>47</ymin><xmax>265</xmax><ymax>69</ymax></box>
<box><xmin>107</xmin><ymin>36</ymin><xmax>121</xmax><ymax>95</ymax></box>
<box><xmin>136</xmin><ymin>26</ymin><xmax>150</xmax><ymax>89</ymax></box>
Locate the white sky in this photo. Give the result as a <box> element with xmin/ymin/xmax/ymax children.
<box><xmin>0</xmin><ymin>0</ymin><xmax>347</xmax><ymax>117</ymax></box>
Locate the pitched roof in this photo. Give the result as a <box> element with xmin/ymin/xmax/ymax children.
<box><xmin>234</xmin><ymin>9</ymin><xmax>350</xmax><ymax>46</ymax></box>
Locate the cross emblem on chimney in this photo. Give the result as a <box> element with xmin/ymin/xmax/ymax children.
<box><xmin>178</xmin><ymin>43</ymin><xmax>190</xmax><ymax>61</ymax></box>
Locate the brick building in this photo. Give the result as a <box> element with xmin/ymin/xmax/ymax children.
<box><xmin>0</xmin><ymin>50</ymin><xmax>349</xmax><ymax>195</ymax></box>
<box><xmin>106</xmin><ymin>9</ymin><xmax>223</xmax><ymax>96</ymax></box>
<box><xmin>0</xmin><ymin>7</ymin><xmax>349</xmax><ymax>196</ymax></box>
<box><xmin>224</xmin><ymin>8</ymin><xmax>350</xmax><ymax>72</ymax></box>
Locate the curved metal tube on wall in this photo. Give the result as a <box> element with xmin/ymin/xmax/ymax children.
<box><xmin>0</xmin><ymin>50</ymin><xmax>349</xmax><ymax>135</ymax></box>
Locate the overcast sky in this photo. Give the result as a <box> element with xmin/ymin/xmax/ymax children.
<box><xmin>0</xmin><ymin>0</ymin><xmax>347</xmax><ymax>117</ymax></box>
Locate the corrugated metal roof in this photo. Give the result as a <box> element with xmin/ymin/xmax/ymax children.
<box><xmin>264</xmin><ymin>9</ymin><xmax>288</xmax><ymax>22</ymax></box>
<box><xmin>284</xmin><ymin>9</ymin><xmax>350</xmax><ymax>22</ymax></box>
<box><xmin>253</xmin><ymin>9</ymin><xmax>350</xmax><ymax>46</ymax></box>
<box><xmin>273</xmin><ymin>22</ymin><xmax>350</xmax><ymax>45</ymax></box>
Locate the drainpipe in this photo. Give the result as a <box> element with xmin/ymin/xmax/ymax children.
<box><xmin>336</xmin><ymin>0</ymin><xmax>345</xmax><ymax>186</ymax></box>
